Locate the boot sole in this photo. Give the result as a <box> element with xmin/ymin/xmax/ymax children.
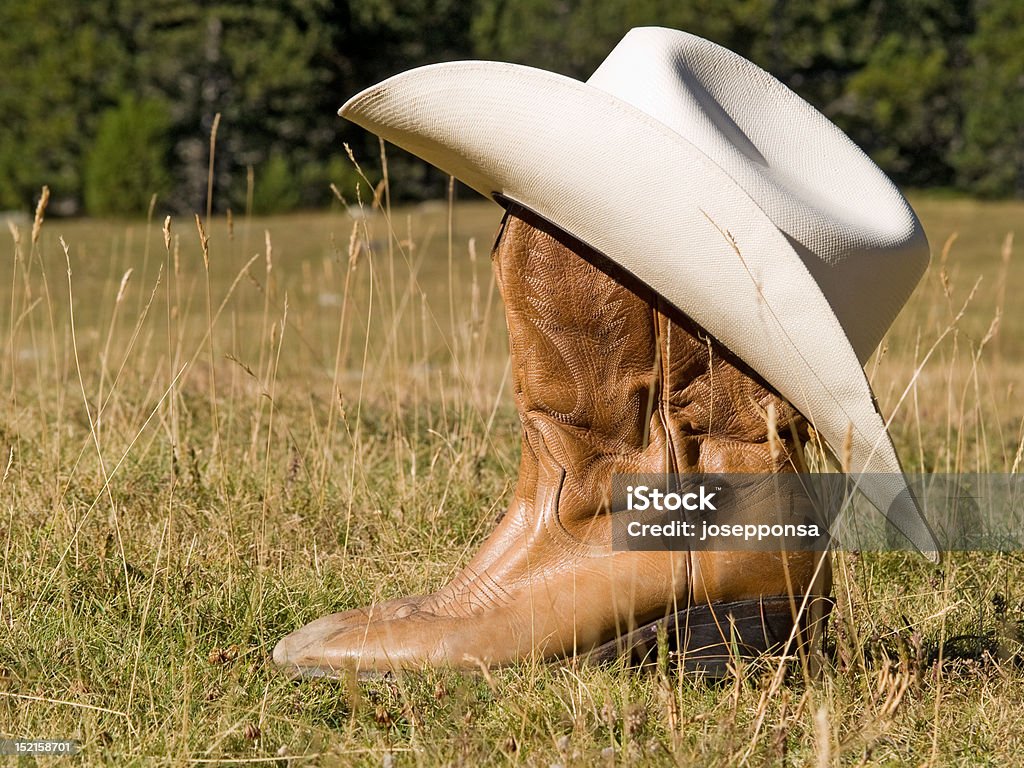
<box><xmin>585</xmin><ymin>595</ymin><xmax>834</xmax><ymax>676</ymax></box>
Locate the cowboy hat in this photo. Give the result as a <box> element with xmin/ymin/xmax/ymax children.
<box><xmin>338</xmin><ymin>26</ymin><xmax>939</xmax><ymax>560</ymax></box>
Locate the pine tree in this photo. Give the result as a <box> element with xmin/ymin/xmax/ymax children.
<box><xmin>955</xmin><ymin>0</ymin><xmax>1024</xmax><ymax>196</ymax></box>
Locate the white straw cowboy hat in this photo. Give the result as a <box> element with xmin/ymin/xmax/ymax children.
<box><xmin>340</xmin><ymin>26</ymin><xmax>940</xmax><ymax>560</ymax></box>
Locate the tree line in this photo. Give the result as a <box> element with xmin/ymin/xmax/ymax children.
<box><xmin>1</xmin><ymin>0</ymin><xmax>1021</xmax><ymax>217</ymax></box>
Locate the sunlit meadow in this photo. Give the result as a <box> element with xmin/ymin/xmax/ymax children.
<box><xmin>1</xmin><ymin>179</ymin><xmax>1022</xmax><ymax>764</ymax></box>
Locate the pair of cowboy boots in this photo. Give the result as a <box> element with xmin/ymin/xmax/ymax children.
<box><xmin>273</xmin><ymin>206</ymin><xmax>831</xmax><ymax>676</ymax></box>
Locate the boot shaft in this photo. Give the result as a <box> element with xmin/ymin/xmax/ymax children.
<box><xmin>492</xmin><ymin>206</ymin><xmax>808</xmax><ymax>478</ymax></box>
<box><xmin>491</xmin><ymin>207</ymin><xmax>831</xmax><ymax>607</ymax></box>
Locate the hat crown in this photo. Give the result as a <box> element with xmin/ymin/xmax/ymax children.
<box><xmin>588</xmin><ymin>27</ymin><xmax>929</xmax><ymax>361</ymax></box>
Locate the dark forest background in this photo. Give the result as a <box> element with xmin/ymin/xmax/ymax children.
<box><xmin>1</xmin><ymin>0</ymin><xmax>1022</xmax><ymax>216</ymax></box>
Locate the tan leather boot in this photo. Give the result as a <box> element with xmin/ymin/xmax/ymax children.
<box><xmin>273</xmin><ymin>207</ymin><xmax>831</xmax><ymax>676</ymax></box>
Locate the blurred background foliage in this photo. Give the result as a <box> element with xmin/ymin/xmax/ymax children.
<box><xmin>0</xmin><ymin>0</ymin><xmax>1021</xmax><ymax>216</ymax></box>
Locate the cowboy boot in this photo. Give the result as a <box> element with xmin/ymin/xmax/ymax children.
<box><xmin>273</xmin><ymin>206</ymin><xmax>831</xmax><ymax>676</ymax></box>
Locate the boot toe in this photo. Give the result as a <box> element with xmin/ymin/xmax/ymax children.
<box><xmin>273</xmin><ymin>611</ymin><xmax>367</xmax><ymax>676</ymax></box>
<box><xmin>273</xmin><ymin>594</ymin><xmax>434</xmax><ymax>672</ymax></box>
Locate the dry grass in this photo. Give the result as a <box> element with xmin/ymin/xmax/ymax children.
<box><xmin>0</xmin><ymin>186</ymin><xmax>1022</xmax><ymax>766</ymax></box>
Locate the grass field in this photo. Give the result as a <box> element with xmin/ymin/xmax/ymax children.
<box><xmin>1</xmin><ymin>189</ymin><xmax>1023</xmax><ymax>766</ymax></box>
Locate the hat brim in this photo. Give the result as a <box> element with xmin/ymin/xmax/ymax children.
<box><xmin>340</xmin><ymin>61</ymin><xmax>939</xmax><ymax>560</ymax></box>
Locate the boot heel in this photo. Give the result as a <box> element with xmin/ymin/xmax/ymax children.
<box><xmin>587</xmin><ymin>596</ymin><xmax>833</xmax><ymax>676</ymax></box>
